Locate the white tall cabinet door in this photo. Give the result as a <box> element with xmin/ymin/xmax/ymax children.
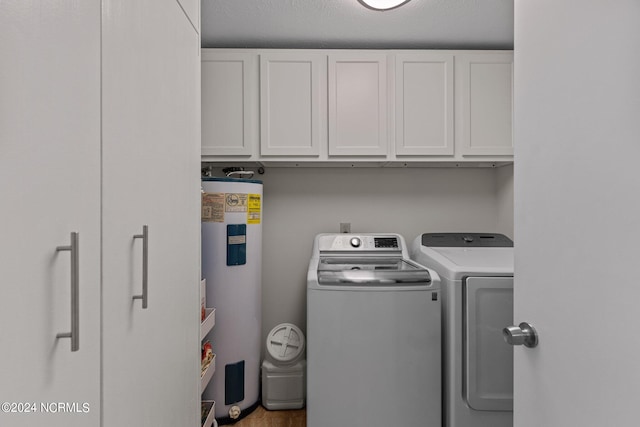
<box><xmin>514</xmin><ymin>1</ymin><xmax>640</xmax><ymax>426</ymax></box>
<box><xmin>177</xmin><ymin>0</ymin><xmax>199</xmax><ymax>32</ymax></box>
<box><xmin>0</xmin><ymin>2</ymin><xmax>101</xmax><ymax>426</ymax></box>
<box><xmin>328</xmin><ymin>53</ymin><xmax>388</xmax><ymax>156</ymax></box>
<box><xmin>101</xmin><ymin>1</ymin><xmax>201</xmax><ymax>426</ymax></box>
<box><xmin>456</xmin><ymin>52</ymin><xmax>513</xmax><ymax>156</ymax></box>
<box><xmin>260</xmin><ymin>53</ymin><xmax>325</xmax><ymax>157</ymax></box>
<box><xmin>395</xmin><ymin>53</ymin><xmax>454</xmax><ymax>156</ymax></box>
<box><xmin>202</xmin><ymin>51</ymin><xmax>257</xmax><ymax>157</ymax></box>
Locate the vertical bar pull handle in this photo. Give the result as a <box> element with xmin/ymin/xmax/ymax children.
<box><xmin>56</xmin><ymin>232</ymin><xmax>79</xmax><ymax>352</ymax></box>
<box><xmin>132</xmin><ymin>225</ymin><xmax>149</xmax><ymax>309</ymax></box>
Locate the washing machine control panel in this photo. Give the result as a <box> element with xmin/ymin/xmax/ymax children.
<box><xmin>374</xmin><ymin>237</ymin><xmax>399</xmax><ymax>248</ymax></box>
<box><xmin>318</xmin><ymin>234</ymin><xmax>402</xmax><ymax>252</ymax></box>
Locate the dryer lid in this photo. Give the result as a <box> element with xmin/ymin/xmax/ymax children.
<box><xmin>431</xmin><ymin>247</ymin><xmax>514</xmax><ymax>270</ymax></box>
<box><xmin>421</xmin><ymin>233</ymin><xmax>513</xmax><ymax>248</ymax></box>
<box><xmin>413</xmin><ymin>246</ymin><xmax>514</xmax><ymax>280</ymax></box>
<box><xmin>413</xmin><ymin>233</ymin><xmax>514</xmax><ymax>280</ymax></box>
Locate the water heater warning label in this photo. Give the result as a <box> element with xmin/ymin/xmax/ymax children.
<box><xmin>228</xmin><ymin>235</ymin><xmax>246</xmax><ymax>245</ymax></box>
<box><xmin>247</xmin><ymin>194</ymin><xmax>261</xmax><ymax>224</ymax></box>
<box><xmin>202</xmin><ymin>193</ymin><xmax>225</xmax><ymax>222</ymax></box>
<box><xmin>225</xmin><ymin>193</ymin><xmax>248</xmax><ymax>212</ymax></box>
<box><xmin>202</xmin><ymin>192</ymin><xmax>261</xmax><ymax>224</ymax></box>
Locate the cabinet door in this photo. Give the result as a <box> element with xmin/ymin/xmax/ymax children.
<box><xmin>395</xmin><ymin>53</ymin><xmax>454</xmax><ymax>156</ymax></box>
<box><xmin>101</xmin><ymin>1</ymin><xmax>201</xmax><ymax>426</ymax></box>
<box><xmin>328</xmin><ymin>53</ymin><xmax>388</xmax><ymax>156</ymax></box>
<box><xmin>260</xmin><ymin>53</ymin><xmax>325</xmax><ymax>156</ymax></box>
<box><xmin>0</xmin><ymin>2</ymin><xmax>101</xmax><ymax>426</ymax></box>
<box><xmin>202</xmin><ymin>51</ymin><xmax>257</xmax><ymax>157</ymax></box>
<box><xmin>456</xmin><ymin>52</ymin><xmax>514</xmax><ymax>156</ymax></box>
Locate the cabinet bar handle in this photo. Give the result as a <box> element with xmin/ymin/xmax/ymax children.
<box><xmin>56</xmin><ymin>232</ymin><xmax>79</xmax><ymax>352</ymax></box>
<box><xmin>132</xmin><ymin>225</ymin><xmax>149</xmax><ymax>309</ymax></box>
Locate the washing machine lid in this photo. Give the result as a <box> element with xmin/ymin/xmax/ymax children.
<box><xmin>317</xmin><ymin>257</ymin><xmax>431</xmax><ymax>285</ymax></box>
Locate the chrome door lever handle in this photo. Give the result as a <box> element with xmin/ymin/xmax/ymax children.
<box><xmin>503</xmin><ymin>322</ymin><xmax>538</xmax><ymax>348</ymax></box>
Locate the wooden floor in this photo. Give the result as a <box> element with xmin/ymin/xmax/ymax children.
<box><xmin>228</xmin><ymin>405</ymin><xmax>306</xmax><ymax>427</ymax></box>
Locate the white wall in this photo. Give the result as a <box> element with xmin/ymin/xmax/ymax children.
<box><xmin>251</xmin><ymin>166</ymin><xmax>514</xmax><ymax>342</ymax></box>
<box><xmin>201</xmin><ymin>0</ymin><xmax>513</xmax><ymax>49</ymax></box>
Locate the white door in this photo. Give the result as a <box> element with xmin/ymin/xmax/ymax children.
<box><xmin>513</xmin><ymin>1</ymin><xmax>640</xmax><ymax>426</ymax></box>
<box><xmin>101</xmin><ymin>1</ymin><xmax>201</xmax><ymax>426</ymax></box>
<box><xmin>0</xmin><ymin>2</ymin><xmax>101</xmax><ymax>426</ymax></box>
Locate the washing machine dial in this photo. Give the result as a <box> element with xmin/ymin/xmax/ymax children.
<box><xmin>350</xmin><ymin>237</ymin><xmax>361</xmax><ymax>248</ymax></box>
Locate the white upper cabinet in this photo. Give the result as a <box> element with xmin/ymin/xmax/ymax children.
<box><xmin>395</xmin><ymin>53</ymin><xmax>454</xmax><ymax>156</ymax></box>
<box><xmin>328</xmin><ymin>53</ymin><xmax>388</xmax><ymax>157</ymax></box>
<box><xmin>260</xmin><ymin>52</ymin><xmax>325</xmax><ymax>157</ymax></box>
<box><xmin>456</xmin><ymin>52</ymin><xmax>514</xmax><ymax>156</ymax></box>
<box><xmin>201</xmin><ymin>49</ymin><xmax>513</xmax><ymax>165</ymax></box>
<box><xmin>202</xmin><ymin>50</ymin><xmax>257</xmax><ymax>157</ymax></box>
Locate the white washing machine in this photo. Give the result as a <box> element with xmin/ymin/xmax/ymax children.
<box><xmin>409</xmin><ymin>233</ymin><xmax>514</xmax><ymax>427</ymax></box>
<box><xmin>307</xmin><ymin>233</ymin><xmax>441</xmax><ymax>427</ymax></box>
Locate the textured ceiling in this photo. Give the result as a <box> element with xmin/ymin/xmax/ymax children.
<box><xmin>201</xmin><ymin>0</ymin><xmax>514</xmax><ymax>49</ymax></box>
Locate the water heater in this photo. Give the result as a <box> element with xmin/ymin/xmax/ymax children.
<box><xmin>201</xmin><ymin>177</ymin><xmax>263</xmax><ymax>422</ymax></box>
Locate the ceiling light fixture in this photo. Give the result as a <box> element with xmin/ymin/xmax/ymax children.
<box><xmin>358</xmin><ymin>0</ymin><xmax>413</xmax><ymax>11</ymax></box>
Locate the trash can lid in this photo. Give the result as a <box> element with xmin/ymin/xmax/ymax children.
<box><xmin>265</xmin><ymin>323</ymin><xmax>305</xmax><ymax>365</ymax></box>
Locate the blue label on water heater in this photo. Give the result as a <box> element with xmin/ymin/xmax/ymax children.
<box><xmin>227</xmin><ymin>224</ymin><xmax>247</xmax><ymax>266</ymax></box>
<box><xmin>225</xmin><ymin>360</ymin><xmax>245</xmax><ymax>405</ymax></box>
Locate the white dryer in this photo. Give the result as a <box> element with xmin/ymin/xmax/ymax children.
<box><xmin>409</xmin><ymin>233</ymin><xmax>514</xmax><ymax>427</ymax></box>
<box><xmin>307</xmin><ymin>233</ymin><xmax>441</xmax><ymax>427</ymax></box>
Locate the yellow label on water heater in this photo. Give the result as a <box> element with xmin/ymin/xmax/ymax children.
<box><xmin>247</xmin><ymin>194</ymin><xmax>261</xmax><ymax>224</ymax></box>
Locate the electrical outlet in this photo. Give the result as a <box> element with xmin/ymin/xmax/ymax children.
<box><xmin>340</xmin><ymin>223</ymin><xmax>351</xmax><ymax>233</ymax></box>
